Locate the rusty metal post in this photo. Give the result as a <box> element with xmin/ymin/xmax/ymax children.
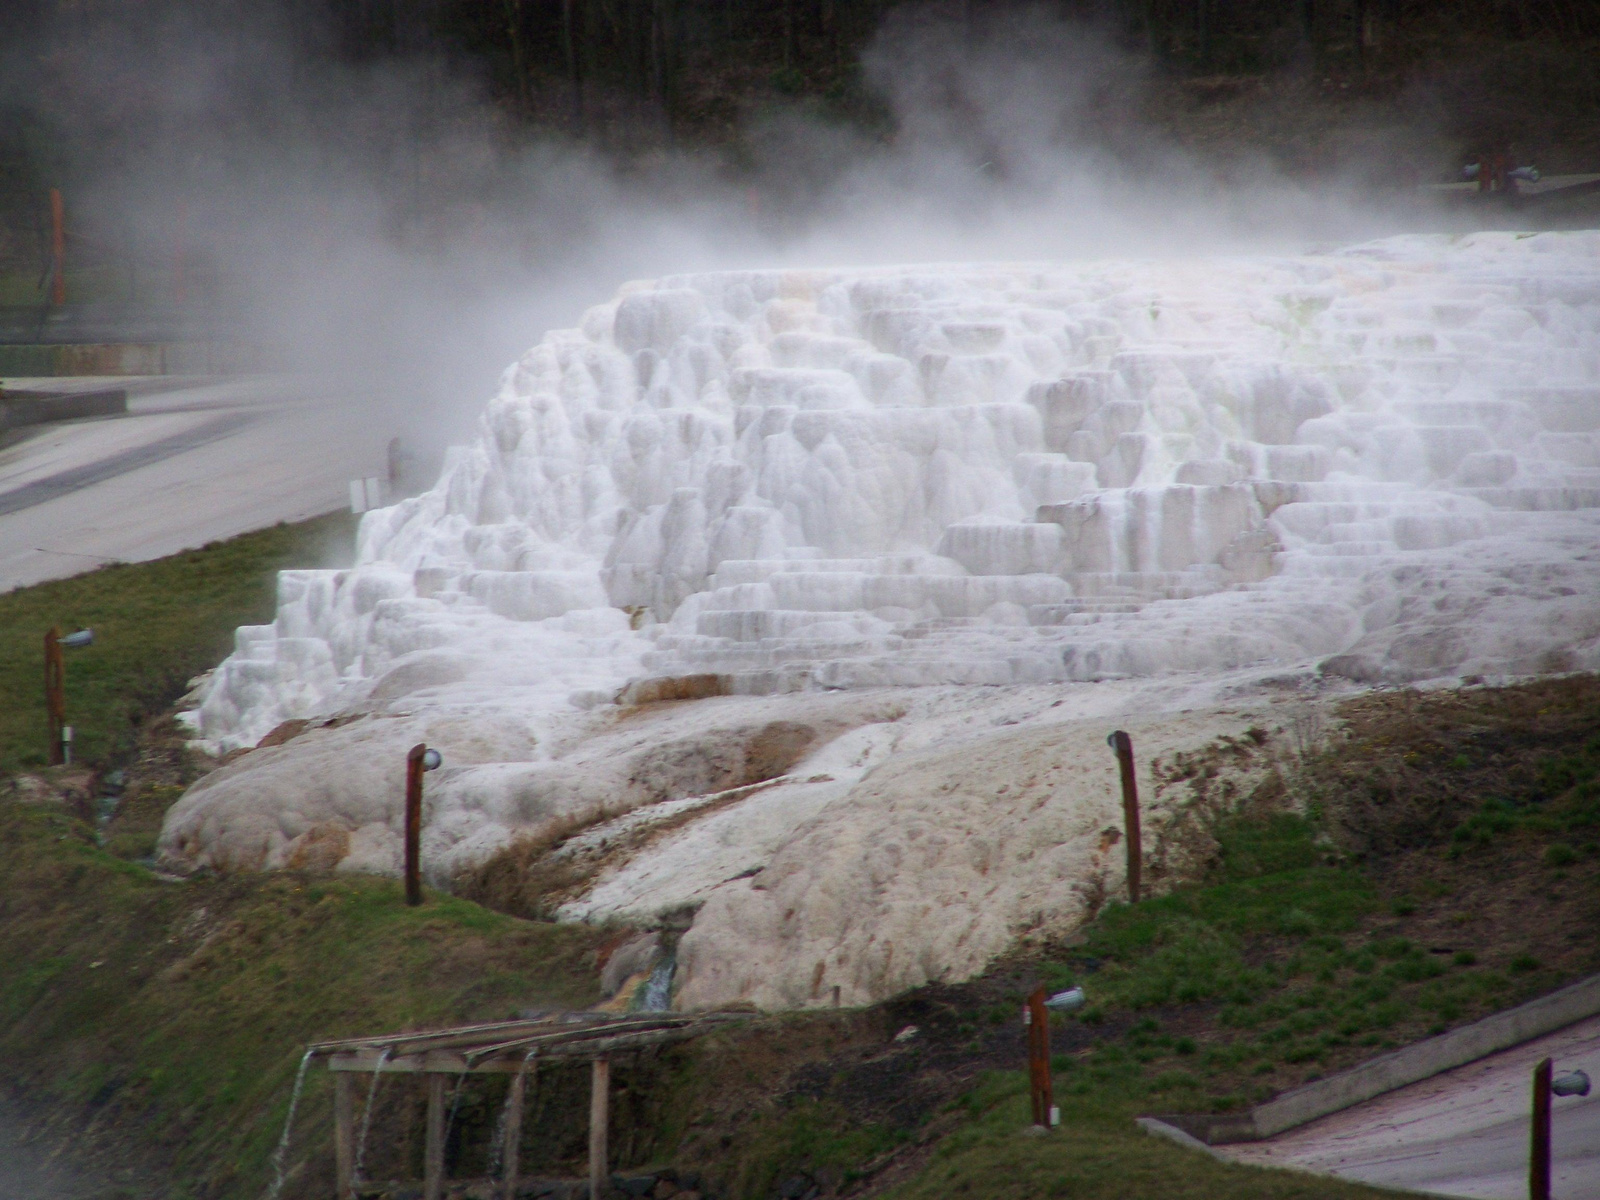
<box><xmin>1025</xmin><ymin>986</ymin><xmax>1052</xmax><ymax>1128</ymax></box>
<box><xmin>172</xmin><ymin>199</ymin><xmax>186</xmax><ymax>305</ymax></box>
<box><xmin>49</xmin><ymin>189</ymin><xmax>66</xmax><ymax>307</ymax></box>
<box><xmin>44</xmin><ymin>627</ymin><xmax>65</xmax><ymax>766</ymax></box>
<box><xmin>1531</xmin><ymin>1056</ymin><xmax>1553</xmax><ymax>1200</ymax></box>
<box><xmin>1108</xmin><ymin>730</ymin><xmax>1142</xmax><ymax>903</ymax></box>
<box><xmin>405</xmin><ymin>744</ymin><xmax>427</xmax><ymax>906</ymax></box>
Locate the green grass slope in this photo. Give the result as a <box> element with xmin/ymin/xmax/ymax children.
<box><xmin>0</xmin><ymin>799</ymin><xmax>607</xmax><ymax>1199</ymax></box>
<box><xmin>0</xmin><ymin>513</ymin><xmax>355</xmax><ymax>773</ymax></box>
<box><xmin>1</xmin><ymin>522</ymin><xmax>1597</xmax><ymax>1200</ymax></box>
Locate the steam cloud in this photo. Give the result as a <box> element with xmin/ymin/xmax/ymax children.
<box><xmin>4</xmin><ymin>2</ymin><xmax>1439</xmax><ymax>451</ymax></box>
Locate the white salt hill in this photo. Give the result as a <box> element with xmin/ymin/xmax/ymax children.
<box><xmin>161</xmin><ymin>231</ymin><xmax>1600</xmax><ymax>1011</ymax></box>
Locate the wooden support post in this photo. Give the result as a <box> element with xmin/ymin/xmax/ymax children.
<box><xmin>44</xmin><ymin>628</ymin><xmax>65</xmax><ymax>766</ymax></box>
<box><xmin>1026</xmin><ymin>986</ymin><xmax>1052</xmax><ymax>1128</ymax></box>
<box><xmin>49</xmin><ymin>188</ymin><xmax>66</xmax><ymax>307</ymax></box>
<box><xmin>405</xmin><ymin>744</ymin><xmax>427</xmax><ymax>906</ymax></box>
<box><xmin>1107</xmin><ymin>730</ymin><xmax>1142</xmax><ymax>903</ymax></box>
<box><xmin>589</xmin><ymin>1056</ymin><xmax>610</xmax><ymax>1200</ymax></box>
<box><xmin>1531</xmin><ymin>1056</ymin><xmax>1553</xmax><ymax>1200</ymax></box>
<box><xmin>334</xmin><ymin>1071</ymin><xmax>355</xmax><ymax>1199</ymax></box>
<box><xmin>502</xmin><ymin>1064</ymin><xmax>530</xmax><ymax>1200</ymax></box>
<box><xmin>424</xmin><ymin>1073</ymin><xmax>447</xmax><ymax>1200</ymax></box>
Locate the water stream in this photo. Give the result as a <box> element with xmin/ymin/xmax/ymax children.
<box><xmin>264</xmin><ymin>1049</ymin><xmax>314</xmax><ymax>1200</ymax></box>
<box><xmin>486</xmin><ymin>1049</ymin><xmax>538</xmax><ymax>1181</ymax></box>
<box><xmin>640</xmin><ymin>956</ymin><xmax>676</xmax><ymax>1012</ymax></box>
<box><xmin>351</xmin><ymin>1046</ymin><xmax>392</xmax><ymax>1185</ymax></box>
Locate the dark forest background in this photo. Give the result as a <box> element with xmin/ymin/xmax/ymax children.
<box><xmin>1</xmin><ymin>0</ymin><xmax>1597</xmax><ymax>318</ymax></box>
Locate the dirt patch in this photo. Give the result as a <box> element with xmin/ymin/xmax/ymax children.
<box><xmin>626</xmin><ymin>721</ymin><xmax>819</xmax><ymax>806</ymax></box>
<box><xmin>1308</xmin><ymin>674</ymin><xmax>1600</xmax><ymax>856</ymax></box>
<box><xmin>456</xmin><ymin>718</ymin><xmax>827</xmax><ymax>920</ymax></box>
<box><xmin>456</xmin><ymin>774</ymin><xmax>794</xmax><ymax>921</ymax></box>
<box><xmin>618</xmin><ymin>675</ymin><xmax>736</xmax><ymax>706</ymax></box>
<box><xmin>98</xmin><ymin>713</ymin><xmax>215</xmax><ymax>862</ymax></box>
<box><xmin>255</xmin><ymin>718</ymin><xmax>311</xmax><ymax>749</ymax></box>
<box><xmin>283</xmin><ymin>822</ymin><xmax>352</xmax><ymax>871</ymax></box>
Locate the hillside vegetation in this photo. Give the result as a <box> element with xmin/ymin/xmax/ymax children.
<box><xmin>1</xmin><ymin>521</ymin><xmax>1597</xmax><ymax>1198</ymax></box>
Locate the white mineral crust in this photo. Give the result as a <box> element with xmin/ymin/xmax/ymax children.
<box><xmin>162</xmin><ymin>231</ymin><xmax>1600</xmax><ymax>1009</ymax></box>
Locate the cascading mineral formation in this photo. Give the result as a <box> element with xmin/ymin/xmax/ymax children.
<box><xmin>162</xmin><ymin>231</ymin><xmax>1600</xmax><ymax>1009</ymax></box>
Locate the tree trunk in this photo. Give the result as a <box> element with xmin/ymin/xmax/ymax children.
<box><xmin>563</xmin><ymin>0</ymin><xmax>584</xmax><ymax>127</ymax></box>
<box><xmin>503</xmin><ymin>0</ymin><xmax>529</xmax><ymax>114</ymax></box>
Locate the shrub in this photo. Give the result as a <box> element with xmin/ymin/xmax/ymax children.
<box><xmin>1543</xmin><ymin>843</ymin><xmax>1577</xmax><ymax>867</ymax></box>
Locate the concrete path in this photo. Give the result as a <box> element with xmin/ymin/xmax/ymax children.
<box><xmin>1222</xmin><ymin>1015</ymin><xmax>1600</xmax><ymax>1199</ymax></box>
<box><xmin>0</xmin><ymin>375</ymin><xmax>399</xmax><ymax>592</ymax></box>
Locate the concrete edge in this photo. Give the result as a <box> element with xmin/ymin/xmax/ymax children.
<box><xmin>1135</xmin><ymin>1117</ymin><xmax>1440</xmax><ymax>1195</ymax></box>
<box><xmin>0</xmin><ymin>344</ymin><xmax>271</xmax><ymax>376</ymax></box>
<box><xmin>1134</xmin><ymin>1117</ymin><xmax>1225</xmax><ymax>1160</ymax></box>
<box><xmin>0</xmin><ymin>389</ymin><xmax>127</xmax><ymax>429</ymax></box>
<box><xmin>1153</xmin><ymin>970</ymin><xmax>1600</xmax><ymax>1145</ymax></box>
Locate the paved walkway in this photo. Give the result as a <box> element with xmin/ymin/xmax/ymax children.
<box><xmin>0</xmin><ymin>375</ymin><xmax>398</xmax><ymax>592</ymax></box>
<box><xmin>1222</xmin><ymin>1015</ymin><xmax>1600</xmax><ymax>1199</ymax></box>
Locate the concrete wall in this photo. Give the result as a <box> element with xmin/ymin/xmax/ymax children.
<box><xmin>0</xmin><ymin>342</ymin><xmax>270</xmax><ymax>376</ymax></box>
<box><xmin>1151</xmin><ymin>971</ymin><xmax>1600</xmax><ymax>1145</ymax></box>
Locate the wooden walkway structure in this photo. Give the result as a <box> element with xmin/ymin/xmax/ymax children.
<box><xmin>310</xmin><ymin>1011</ymin><xmax>749</xmax><ymax>1200</ymax></box>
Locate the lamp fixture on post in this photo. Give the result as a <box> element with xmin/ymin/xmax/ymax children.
<box><xmin>44</xmin><ymin>627</ymin><xmax>93</xmax><ymax>765</ymax></box>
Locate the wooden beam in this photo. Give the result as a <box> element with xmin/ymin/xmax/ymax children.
<box><xmin>424</xmin><ymin>1073</ymin><xmax>447</xmax><ymax>1200</ymax></box>
<box><xmin>327</xmin><ymin>1026</ymin><xmax>720</xmax><ymax>1074</ymax></box>
<box><xmin>589</xmin><ymin>1056</ymin><xmax>610</xmax><ymax>1200</ymax></box>
<box><xmin>502</xmin><ymin>1063</ymin><xmax>531</xmax><ymax>1200</ymax></box>
<box><xmin>311</xmin><ymin>1012</ymin><xmax>743</xmax><ymax>1059</ymax></box>
<box><xmin>334</xmin><ymin>1071</ymin><xmax>355</xmax><ymax>1199</ymax></box>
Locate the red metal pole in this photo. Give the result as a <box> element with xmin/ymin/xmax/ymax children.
<box><xmin>44</xmin><ymin>627</ymin><xmax>65</xmax><ymax>766</ymax></box>
<box><xmin>1026</xmin><ymin>986</ymin><xmax>1052</xmax><ymax>1127</ymax></box>
<box><xmin>1531</xmin><ymin>1056</ymin><xmax>1552</xmax><ymax>1200</ymax></box>
<box><xmin>1109</xmin><ymin>730</ymin><xmax>1142</xmax><ymax>903</ymax></box>
<box><xmin>172</xmin><ymin>199</ymin><xmax>186</xmax><ymax>305</ymax></box>
<box><xmin>405</xmin><ymin>743</ymin><xmax>427</xmax><ymax>906</ymax></box>
<box><xmin>49</xmin><ymin>189</ymin><xmax>66</xmax><ymax>307</ymax></box>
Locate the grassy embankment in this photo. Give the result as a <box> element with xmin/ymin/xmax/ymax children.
<box><xmin>0</xmin><ymin>266</ymin><xmax>144</xmax><ymax>307</ymax></box>
<box><xmin>0</xmin><ymin>513</ymin><xmax>356</xmax><ymax>776</ymax></box>
<box><xmin>629</xmin><ymin>679</ymin><xmax>1600</xmax><ymax>1200</ymax></box>
<box><xmin>2</xmin><ymin>516</ymin><xmax>1597</xmax><ymax>1199</ymax></box>
<box><xmin>787</xmin><ymin>681</ymin><xmax>1600</xmax><ymax>1199</ymax></box>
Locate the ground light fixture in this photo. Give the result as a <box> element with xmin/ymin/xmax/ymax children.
<box><xmin>1045</xmin><ymin>987</ymin><xmax>1087</xmax><ymax>1013</ymax></box>
<box><xmin>404</xmin><ymin>743</ymin><xmax>443</xmax><ymax>906</ymax></box>
<box><xmin>1531</xmin><ymin>1059</ymin><xmax>1591</xmax><ymax>1200</ymax></box>
<box><xmin>43</xmin><ymin>626</ymin><xmax>94</xmax><ymax>765</ymax></box>
<box><xmin>1550</xmin><ymin>1070</ymin><xmax>1590</xmax><ymax>1097</ymax></box>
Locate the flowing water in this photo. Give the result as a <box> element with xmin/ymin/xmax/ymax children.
<box><xmin>351</xmin><ymin>1046</ymin><xmax>392</xmax><ymax>1185</ymax></box>
<box><xmin>264</xmin><ymin>1049</ymin><xmax>315</xmax><ymax>1200</ymax></box>
<box><xmin>486</xmin><ymin>1049</ymin><xmax>539</xmax><ymax>1181</ymax></box>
